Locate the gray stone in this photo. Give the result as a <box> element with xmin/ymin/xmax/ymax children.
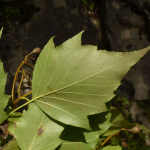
<box><xmin>53</xmin><ymin>0</ymin><xmax>67</xmax><ymax>8</ymax></box>
<box><xmin>103</xmin><ymin>0</ymin><xmax>150</xmax><ymax>100</ymax></box>
<box><xmin>103</xmin><ymin>0</ymin><xmax>150</xmax><ymax>142</ymax></box>
<box><xmin>0</xmin><ymin>0</ymin><xmax>103</xmax><ymax>95</ymax></box>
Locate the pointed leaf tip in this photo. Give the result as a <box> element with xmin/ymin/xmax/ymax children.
<box><xmin>141</xmin><ymin>46</ymin><xmax>150</xmax><ymax>55</ymax></box>
<box><xmin>32</xmin><ymin>31</ymin><xmax>150</xmax><ymax>130</ymax></box>
<box><xmin>63</xmin><ymin>31</ymin><xmax>84</xmax><ymax>47</ymax></box>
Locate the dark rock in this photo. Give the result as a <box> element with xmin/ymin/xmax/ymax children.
<box><xmin>102</xmin><ymin>0</ymin><xmax>150</xmax><ymax>100</ymax></box>
<box><xmin>0</xmin><ymin>0</ymin><xmax>105</xmax><ymax>95</ymax></box>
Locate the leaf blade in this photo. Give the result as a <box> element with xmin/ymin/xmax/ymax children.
<box><xmin>0</xmin><ymin>61</ymin><xmax>10</xmax><ymax>124</ymax></box>
<box><xmin>32</xmin><ymin>31</ymin><xmax>150</xmax><ymax>129</ymax></box>
<box><xmin>104</xmin><ymin>108</ymin><xmax>133</xmax><ymax>136</ymax></box>
<box><xmin>0</xmin><ymin>28</ymin><xmax>10</xmax><ymax>123</ymax></box>
<box><xmin>14</xmin><ymin>103</ymin><xmax>64</xmax><ymax>150</ymax></box>
<box><xmin>102</xmin><ymin>145</ymin><xmax>122</xmax><ymax>150</ymax></box>
<box><xmin>1</xmin><ymin>138</ymin><xmax>20</xmax><ymax>150</ymax></box>
<box><xmin>84</xmin><ymin>112</ymin><xmax>112</xmax><ymax>149</ymax></box>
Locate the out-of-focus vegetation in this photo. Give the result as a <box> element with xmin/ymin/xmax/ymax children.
<box><xmin>80</xmin><ymin>0</ymin><xmax>95</xmax><ymax>10</ymax></box>
<box><xmin>109</xmin><ymin>130</ymin><xmax>148</xmax><ymax>150</ymax></box>
<box><xmin>0</xmin><ymin>0</ymin><xmax>40</xmax><ymax>29</ymax></box>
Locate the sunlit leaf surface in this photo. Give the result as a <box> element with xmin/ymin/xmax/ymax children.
<box><xmin>8</xmin><ymin>112</ymin><xmax>22</xmax><ymax>135</ymax></box>
<box><xmin>0</xmin><ymin>28</ymin><xmax>10</xmax><ymax>124</ymax></box>
<box><xmin>0</xmin><ymin>61</ymin><xmax>10</xmax><ymax>124</ymax></box>
<box><xmin>2</xmin><ymin>139</ymin><xmax>20</xmax><ymax>150</ymax></box>
<box><xmin>32</xmin><ymin>31</ymin><xmax>150</xmax><ymax>129</ymax></box>
<box><xmin>102</xmin><ymin>145</ymin><xmax>122</xmax><ymax>150</ymax></box>
<box><xmin>59</xmin><ymin>142</ymin><xmax>91</xmax><ymax>150</ymax></box>
<box><xmin>14</xmin><ymin>103</ymin><xmax>64</xmax><ymax>150</ymax></box>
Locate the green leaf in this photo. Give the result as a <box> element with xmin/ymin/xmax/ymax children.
<box><xmin>32</xmin><ymin>31</ymin><xmax>150</xmax><ymax>130</ymax></box>
<box><xmin>0</xmin><ymin>28</ymin><xmax>10</xmax><ymax>124</ymax></box>
<box><xmin>59</xmin><ymin>125</ymin><xmax>91</xmax><ymax>150</ymax></box>
<box><xmin>59</xmin><ymin>110</ymin><xmax>131</xmax><ymax>150</ymax></box>
<box><xmin>8</xmin><ymin>112</ymin><xmax>22</xmax><ymax>135</ymax></box>
<box><xmin>60</xmin><ymin>125</ymin><xmax>87</xmax><ymax>142</ymax></box>
<box><xmin>98</xmin><ymin>112</ymin><xmax>112</xmax><ymax>133</ymax></box>
<box><xmin>0</xmin><ymin>62</ymin><xmax>11</xmax><ymax>124</ymax></box>
<box><xmin>1</xmin><ymin>139</ymin><xmax>20</xmax><ymax>150</ymax></box>
<box><xmin>14</xmin><ymin>103</ymin><xmax>64</xmax><ymax>150</ymax></box>
<box><xmin>0</xmin><ymin>27</ymin><xmax>3</xmax><ymax>39</ymax></box>
<box><xmin>104</xmin><ymin>108</ymin><xmax>133</xmax><ymax>136</ymax></box>
<box><xmin>59</xmin><ymin>112</ymin><xmax>110</xmax><ymax>150</ymax></box>
<box><xmin>102</xmin><ymin>145</ymin><xmax>122</xmax><ymax>150</ymax></box>
<box><xmin>84</xmin><ymin>112</ymin><xmax>112</xmax><ymax>149</ymax></box>
<box><xmin>59</xmin><ymin>142</ymin><xmax>91</xmax><ymax>150</ymax></box>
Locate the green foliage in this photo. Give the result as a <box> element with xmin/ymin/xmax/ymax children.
<box><xmin>110</xmin><ymin>135</ymin><xmax>121</xmax><ymax>146</ymax></box>
<box><xmin>4</xmin><ymin>6</ymin><xmax>20</xmax><ymax>17</ymax></box>
<box><xmin>103</xmin><ymin>108</ymin><xmax>133</xmax><ymax>136</ymax></box>
<box><xmin>108</xmin><ymin>130</ymin><xmax>148</xmax><ymax>150</ymax></box>
<box><xmin>81</xmin><ymin>0</ymin><xmax>95</xmax><ymax>10</ymax></box>
<box><xmin>15</xmin><ymin>103</ymin><xmax>64</xmax><ymax>150</ymax></box>
<box><xmin>32</xmin><ymin>31</ymin><xmax>149</xmax><ymax>130</ymax></box>
<box><xmin>116</xmin><ymin>96</ymin><xmax>129</xmax><ymax>106</ymax></box>
<box><xmin>121</xmin><ymin>131</ymin><xmax>146</xmax><ymax>150</ymax></box>
<box><xmin>114</xmin><ymin>89</ymin><xmax>130</xmax><ymax>106</ymax></box>
<box><xmin>81</xmin><ymin>0</ymin><xmax>88</xmax><ymax>5</ymax></box>
<box><xmin>102</xmin><ymin>146</ymin><xmax>122</xmax><ymax>150</ymax></box>
<box><xmin>0</xmin><ymin>36</ymin><xmax>11</xmax><ymax>123</ymax></box>
<box><xmin>2</xmin><ymin>139</ymin><xmax>20</xmax><ymax>150</ymax></box>
<box><xmin>0</xmin><ymin>1</ymin><xmax>40</xmax><ymax>28</ymax></box>
<box><xmin>0</xmin><ymin>29</ymin><xmax>150</xmax><ymax>149</ymax></box>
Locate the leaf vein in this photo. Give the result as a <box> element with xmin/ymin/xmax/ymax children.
<box><xmin>58</xmin><ymin>92</ymin><xmax>111</xmax><ymax>97</ymax></box>
<box><xmin>40</xmin><ymin>48</ymin><xmax>68</xmax><ymax>95</ymax></box>
<box><xmin>46</xmin><ymin>96</ymin><xmax>101</xmax><ymax>109</ymax></box>
<box><xmin>34</xmin><ymin>44</ymin><xmax>51</xmax><ymax>97</ymax></box>
<box><xmin>35</xmin><ymin>100</ymin><xmax>84</xmax><ymax>123</ymax></box>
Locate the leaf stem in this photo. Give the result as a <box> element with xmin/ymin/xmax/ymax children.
<box><xmin>9</xmin><ymin>85</ymin><xmax>69</xmax><ymax>115</ymax></box>
<box><xmin>24</xmin><ymin>61</ymin><xmax>34</xmax><ymax>68</ymax></box>
<box><xmin>11</xmin><ymin>61</ymin><xmax>24</xmax><ymax>101</ymax></box>
<box><xmin>11</xmin><ymin>57</ymin><xmax>31</xmax><ymax>102</ymax></box>
<box><xmin>17</xmin><ymin>64</ymin><xmax>25</xmax><ymax>98</ymax></box>
<box><xmin>21</xmin><ymin>97</ymin><xmax>30</xmax><ymax>102</ymax></box>
<box><xmin>22</xmin><ymin>91</ymin><xmax>32</xmax><ymax>97</ymax></box>
<box><xmin>13</xmin><ymin>91</ymin><xmax>32</xmax><ymax>105</ymax></box>
<box><xmin>9</xmin><ymin>97</ymin><xmax>36</xmax><ymax>115</ymax></box>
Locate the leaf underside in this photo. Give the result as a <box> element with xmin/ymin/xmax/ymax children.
<box><xmin>14</xmin><ymin>103</ymin><xmax>64</xmax><ymax>150</ymax></box>
<box><xmin>2</xmin><ymin>30</ymin><xmax>150</xmax><ymax>150</ymax></box>
<box><xmin>0</xmin><ymin>29</ymin><xmax>10</xmax><ymax>124</ymax></box>
<box><xmin>59</xmin><ymin>109</ymin><xmax>133</xmax><ymax>150</ymax></box>
<box><xmin>84</xmin><ymin>112</ymin><xmax>112</xmax><ymax>149</ymax></box>
<box><xmin>59</xmin><ymin>142</ymin><xmax>92</xmax><ymax>150</ymax></box>
<box><xmin>102</xmin><ymin>145</ymin><xmax>122</xmax><ymax>150</ymax></box>
<box><xmin>2</xmin><ymin>139</ymin><xmax>20</xmax><ymax>150</ymax></box>
<box><xmin>32</xmin><ymin>31</ymin><xmax>150</xmax><ymax>130</ymax></box>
